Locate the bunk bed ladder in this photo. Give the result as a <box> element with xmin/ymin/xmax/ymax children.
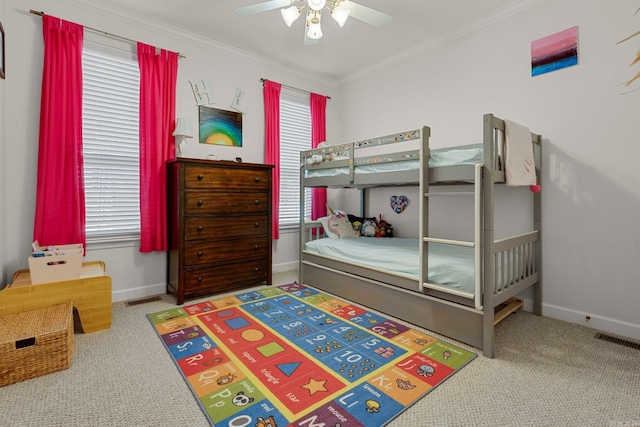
<box><xmin>421</xmin><ymin>163</ymin><xmax>484</xmax><ymax>310</ymax></box>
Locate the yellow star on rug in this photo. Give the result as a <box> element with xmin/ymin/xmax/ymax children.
<box><xmin>301</xmin><ymin>378</ymin><xmax>328</xmax><ymax>395</ymax></box>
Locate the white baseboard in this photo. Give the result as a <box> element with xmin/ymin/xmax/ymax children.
<box><xmin>273</xmin><ymin>261</ymin><xmax>298</xmax><ymax>273</ymax></box>
<box><xmin>110</xmin><ymin>265</ymin><xmax>300</xmax><ymax>303</ymax></box>
<box><xmin>522</xmin><ymin>298</ymin><xmax>640</xmax><ymax>341</ymax></box>
<box><xmin>112</xmin><ymin>283</ymin><xmax>167</xmax><ymax>303</ymax></box>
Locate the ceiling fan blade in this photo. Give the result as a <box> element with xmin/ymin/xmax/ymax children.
<box><xmin>235</xmin><ymin>0</ymin><xmax>291</xmax><ymax>16</ymax></box>
<box><xmin>342</xmin><ymin>0</ymin><xmax>392</xmax><ymax>28</ymax></box>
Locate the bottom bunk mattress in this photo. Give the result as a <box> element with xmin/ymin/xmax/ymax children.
<box><xmin>304</xmin><ymin>237</ymin><xmax>475</xmax><ymax>294</ymax></box>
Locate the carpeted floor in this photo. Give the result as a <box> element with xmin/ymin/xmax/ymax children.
<box><xmin>1</xmin><ymin>270</ymin><xmax>639</xmax><ymax>427</ymax></box>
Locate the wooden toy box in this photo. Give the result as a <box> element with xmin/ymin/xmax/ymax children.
<box><xmin>0</xmin><ymin>261</ymin><xmax>112</xmax><ymax>333</ymax></box>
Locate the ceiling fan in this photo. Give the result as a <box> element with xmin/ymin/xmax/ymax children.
<box><xmin>235</xmin><ymin>0</ymin><xmax>392</xmax><ymax>45</ymax></box>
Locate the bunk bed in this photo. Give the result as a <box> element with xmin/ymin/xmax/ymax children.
<box><xmin>298</xmin><ymin>114</ymin><xmax>542</xmax><ymax>358</ymax></box>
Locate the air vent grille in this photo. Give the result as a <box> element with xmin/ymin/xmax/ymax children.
<box><xmin>594</xmin><ymin>332</ymin><xmax>640</xmax><ymax>350</ymax></box>
<box><xmin>125</xmin><ymin>296</ymin><xmax>162</xmax><ymax>307</ymax></box>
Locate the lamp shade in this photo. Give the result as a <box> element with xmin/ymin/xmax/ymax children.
<box><xmin>331</xmin><ymin>5</ymin><xmax>350</xmax><ymax>27</ymax></box>
<box><xmin>307</xmin><ymin>13</ymin><xmax>323</xmax><ymax>39</ymax></box>
<box><xmin>172</xmin><ymin>118</ymin><xmax>193</xmax><ymax>138</ymax></box>
<box><xmin>281</xmin><ymin>6</ymin><xmax>300</xmax><ymax>27</ymax></box>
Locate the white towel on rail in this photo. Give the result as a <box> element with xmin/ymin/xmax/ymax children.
<box><xmin>504</xmin><ymin>119</ymin><xmax>536</xmax><ymax>187</ymax></box>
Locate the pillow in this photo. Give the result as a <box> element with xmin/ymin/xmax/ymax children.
<box><xmin>347</xmin><ymin>214</ymin><xmax>377</xmax><ymax>237</ymax></box>
<box><xmin>319</xmin><ymin>214</ymin><xmax>359</xmax><ymax>239</ymax></box>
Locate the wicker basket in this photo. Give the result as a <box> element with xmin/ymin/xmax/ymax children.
<box><xmin>0</xmin><ymin>302</ymin><xmax>74</xmax><ymax>387</ymax></box>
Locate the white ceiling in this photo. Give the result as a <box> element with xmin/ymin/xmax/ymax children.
<box><xmin>87</xmin><ymin>0</ymin><xmax>537</xmax><ymax>82</ymax></box>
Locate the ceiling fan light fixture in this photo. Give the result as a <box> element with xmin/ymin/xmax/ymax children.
<box><xmin>330</xmin><ymin>5</ymin><xmax>350</xmax><ymax>27</ymax></box>
<box><xmin>307</xmin><ymin>0</ymin><xmax>326</xmax><ymax>12</ymax></box>
<box><xmin>307</xmin><ymin>12</ymin><xmax>323</xmax><ymax>39</ymax></box>
<box><xmin>281</xmin><ymin>5</ymin><xmax>301</xmax><ymax>27</ymax></box>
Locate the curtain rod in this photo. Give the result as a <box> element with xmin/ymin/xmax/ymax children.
<box><xmin>261</xmin><ymin>78</ymin><xmax>331</xmax><ymax>100</ymax></box>
<box><xmin>29</xmin><ymin>9</ymin><xmax>186</xmax><ymax>59</ymax></box>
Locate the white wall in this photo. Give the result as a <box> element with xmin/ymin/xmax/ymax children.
<box><xmin>0</xmin><ymin>0</ymin><xmax>334</xmax><ymax>300</ymax></box>
<box><xmin>332</xmin><ymin>0</ymin><xmax>640</xmax><ymax>340</ymax></box>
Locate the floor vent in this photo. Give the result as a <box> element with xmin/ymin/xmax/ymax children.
<box><xmin>594</xmin><ymin>332</ymin><xmax>640</xmax><ymax>350</ymax></box>
<box><xmin>125</xmin><ymin>296</ymin><xmax>162</xmax><ymax>307</ymax></box>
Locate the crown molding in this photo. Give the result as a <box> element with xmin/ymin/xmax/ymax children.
<box><xmin>334</xmin><ymin>0</ymin><xmax>550</xmax><ymax>87</ymax></box>
<box><xmin>58</xmin><ymin>0</ymin><xmax>549</xmax><ymax>89</ymax></box>
<box><xmin>57</xmin><ymin>0</ymin><xmax>334</xmax><ymax>87</ymax></box>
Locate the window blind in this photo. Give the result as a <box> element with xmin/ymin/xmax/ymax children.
<box><xmin>279</xmin><ymin>94</ymin><xmax>311</xmax><ymax>229</ymax></box>
<box><xmin>82</xmin><ymin>42</ymin><xmax>141</xmax><ymax>239</ymax></box>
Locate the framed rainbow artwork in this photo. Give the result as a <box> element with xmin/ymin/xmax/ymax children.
<box><xmin>199</xmin><ymin>106</ymin><xmax>243</xmax><ymax>147</ymax></box>
<box><xmin>531</xmin><ymin>26</ymin><xmax>578</xmax><ymax>77</ymax></box>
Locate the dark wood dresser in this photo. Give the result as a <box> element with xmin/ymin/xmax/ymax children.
<box><xmin>167</xmin><ymin>158</ymin><xmax>273</xmax><ymax>304</ymax></box>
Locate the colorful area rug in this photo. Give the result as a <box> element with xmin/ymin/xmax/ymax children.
<box><xmin>148</xmin><ymin>283</ymin><xmax>476</xmax><ymax>426</ymax></box>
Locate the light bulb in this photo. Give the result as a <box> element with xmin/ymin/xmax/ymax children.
<box><xmin>307</xmin><ymin>0</ymin><xmax>326</xmax><ymax>12</ymax></box>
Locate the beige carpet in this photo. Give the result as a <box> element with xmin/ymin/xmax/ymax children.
<box><xmin>1</xmin><ymin>270</ymin><xmax>639</xmax><ymax>427</ymax></box>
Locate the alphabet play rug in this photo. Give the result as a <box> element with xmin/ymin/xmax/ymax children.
<box><xmin>147</xmin><ymin>283</ymin><xmax>476</xmax><ymax>426</ymax></box>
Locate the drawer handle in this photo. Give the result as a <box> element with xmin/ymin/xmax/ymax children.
<box><xmin>197</xmin><ymin>200</ymin><xmax>204</xmax><ymax>206</ymax></box>
<box><xmin>254</xmin><ymin>222</ymin><xmax>259</xmax><ymax>227</ymax></box>
<box><xmin>197</xmin><ymin>175</ymin><xmax>204</xmax><ymax>180</ymax></box>
<box><xmin>197</xmin><ymin>251</ymin><xmax>203</xmax><ymax>257</ymax></box>
<box><xmin>254</xmin><ymin>177</ymin><xmax>260</xmax><ymax>183</ymax></box>
<box><xmin>197</xmin><ymin>225</ymin><xmax>203</xmax><ymax>232</ymax></box>
<box><xmin>254</xmin><ymin>245</ymin><xmax>259</xmax><ymax>250</ymax></box>
<box><xmin>197</xmin><ymin>277</ymin><xmax>203</xmax><ymax>282</ymax></box>
<box><xmin>254</xmin><ymin>199</ymin><xmax>260</xmax><ymax>205</ymax></box>
<box><xmin>254</xmin><ymin>267</ymin><xmax>259</xmax><ymax>272</ymax></box>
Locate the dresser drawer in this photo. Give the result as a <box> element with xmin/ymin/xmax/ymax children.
<box><xmin>184</xmin><ymin>237</ymin><xmax>269</xmax><ymax>266</ymax></box>
<box><xmin>183</xmin><ymin>261</ymin><xmax>269</xmax><ymax>295</ymax></box>
<box><xmin>185</xmin><ymin>165</ymin><xmax>269</xmax><ymax>190</ymax></box>
<box><xmin>184</xmin><ymin>215</ymin><xmax>268</xmax><ymax>241</ymax></box>
<box><xmin>185</xmin><ymin>192</ymin><xmax>268</xmax><ymax>215</ymax></box>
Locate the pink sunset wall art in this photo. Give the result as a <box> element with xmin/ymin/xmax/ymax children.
<box><xmin>531</xmin><ymin>26</ymin><xmax>579</xmax><ymax>76</ymax></box>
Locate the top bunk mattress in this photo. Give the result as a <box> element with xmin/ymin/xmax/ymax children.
<box><xmin>304</xmin><ymin>237</ymin><xmax>476</xmax><ymax>294</ymax></box>
<box><xmin>305</xmin><ymin>145</ymin><xmax>483</xmax><ymax>179</ymax></box>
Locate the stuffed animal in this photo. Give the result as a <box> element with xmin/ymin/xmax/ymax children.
<box><xmin>375</xmin><ymin>214</ymin><xmax>393</xmax><ymax>237</ymax></box>
<box><xmin>361</xmin><ymin>219</ymin><xmax>376</xmax><ymax>237</ymax></box>
<box><xmin>306</xmin><ymin>154</ymin><xmax>323</xmax><ymax>165</ymax></box>
<box><xmin>347</xmin><ymin>214</ymin><xmax>377</xmax><ymax>237</ymax></box>
<box><xmin>317</xmin><ymin>141</ymin><xmax>335</xmax><ymax>161</ymax></box>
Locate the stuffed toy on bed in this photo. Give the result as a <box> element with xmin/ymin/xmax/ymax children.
<box><xmin>320</xmin><ymin>205</ymin><xmax>359</xmax><ymax>239</ymax></box>
<box><xmin>375</xmin><ymin>214</ymin><xmax>393</xmax><ymax>237</ymax></box>
<box><xmin>317</xmin><ymin>141</ymin><xmax>335</xmax><ymax>161</ymax></box>
<box><xmin>347</xmin><ymin>214</ymin><xmax>377</xmax><ymax>237</ymax></box>
<box><xmin>306</xmin><ymin>154</ymin><xmax>323</xmax><ymax>165</ymax></box>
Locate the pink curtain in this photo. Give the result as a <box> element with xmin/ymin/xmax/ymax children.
<box><xmin>34</xmin><ymin>15</ymin><xmax>86</xmax><ymax>249</ymax></box>
<box><xmin>138</xmin><ymin>43</ymin><xmax>178</xmax><ymax>252</ymax></box>
<box><xmin>310</xmin><ymin>93</ymin><xmax>327</xmax><ymax>220</ymax></box>
<box><xmin>264</xmin><ymin>80</ymin><xmax>282</xmax><ymax>240</ymax></box>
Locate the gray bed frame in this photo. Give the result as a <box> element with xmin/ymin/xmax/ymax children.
<box><xmin>298</xmin><ymin>114</ymin><xmax>542</xmax><ymax>357</ymax></box>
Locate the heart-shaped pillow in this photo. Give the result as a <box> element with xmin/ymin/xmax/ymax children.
<box><xmin>390</xmin><ymin>195</ymin><xmax>409</xmax><ymax>213</ymax></box>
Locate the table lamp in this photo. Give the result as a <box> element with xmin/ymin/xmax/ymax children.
<box><xmin>172</xmin><ymin>118</ymin><xmax>194</xmax><ymax>157</ymax></box>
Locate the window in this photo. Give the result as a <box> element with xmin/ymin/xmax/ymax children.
<box><xmin>279</xmin><ymin>93</ymin><xmax>312</xmax><ymax>230</ymax></box>
<box><xmin>82</xmin><ymin>41</ymin><xmax>140</xmax><ymax>241</ymax></box>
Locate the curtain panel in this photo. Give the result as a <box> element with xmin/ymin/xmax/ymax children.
<box><xmin>310</xmin><ymin>93</ymin><xmax>327</xmax><ymax>221</ymax></box>
<box><xmin>138</xmin><ymin>43</ymin><xmax>178</xmax><ymax>252</ymax></box>
<box><xmin>264</xmin><ymin>80</ymin><xmax>282</xmax><ymax>240</ymax></box>
<box><xmin>34</xmin><ymin>15</ymin><xmax>86</xmax><ymax>249</ymax></box>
